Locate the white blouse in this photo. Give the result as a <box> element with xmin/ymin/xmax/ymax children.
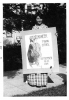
<box><xmin>32</xmin><ymin>24</ymin><xmax>48</xmax><ymax>30</ymax></box>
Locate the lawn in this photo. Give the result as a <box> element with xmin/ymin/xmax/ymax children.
<box><xmin>13</xmin><ymin>84</ymin><xmax>67</xmax><ymax>96</ymax></box>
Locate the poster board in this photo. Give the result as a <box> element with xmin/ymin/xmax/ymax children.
<box><xmin>21</xmin><ymin>27</ymin><xmax>59</xmax><ymax>74</ymax></box>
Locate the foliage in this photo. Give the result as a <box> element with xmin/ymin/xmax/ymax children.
<box><xmin>3</xmin><ymin>45</ymin><xmax>22</xmax><ymax>71</ymax></box>
<box><xmin>3</xmin><ymin>3</ymin><xmax>66</xmax><ymax>64</ymax></box>
<box><xmin>3</xmin><ymin>3</ymin><xmax>66</xmax><ymax>31</ymax></box>
<box><xmin>3</xmin><ymin>38</ymin><xmax>12</xmax><ymax>46</ymax></box>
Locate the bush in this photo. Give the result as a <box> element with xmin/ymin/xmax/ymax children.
<box><xmin>3</xmin><ymin>38</ymin><xmax>12</xmax><ymax>46</ymax></box>
<box><xmin>3</xmin><ymin>45</ymin><xmax>22</xmax><ymax>71</ymax></box>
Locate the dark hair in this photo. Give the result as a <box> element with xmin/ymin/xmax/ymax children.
<box><xmin>36</xmin><ymin>12</ymin><xmax>43</xmax><ymax>19</ymax></box>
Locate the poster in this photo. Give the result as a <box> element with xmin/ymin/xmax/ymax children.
<box><xmin>25</xmin><ymin>33</ymin><xmax>54</xmax><ymax>69</ymax></box>
<box><xmin>21</xmin><ymin>27</ymin><xmax>59</xmax><ymax>74</ymax></box>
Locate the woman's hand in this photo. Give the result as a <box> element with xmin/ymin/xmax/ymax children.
<box><xmin>55</xmin><ymin>32</ymin><xmax>58</xmax><ymax>37</ymax></box>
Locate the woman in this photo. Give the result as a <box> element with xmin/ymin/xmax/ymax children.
<box><xmin>32</xmin><ymin>14</ymin><xmax>48</xmax><ymax>30</ymax></box>
<box><xmin>26</xmin><ymin>14</ymin><xmax>48</xmax><ymax>87</ymax></box>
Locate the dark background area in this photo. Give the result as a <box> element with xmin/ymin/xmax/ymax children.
<box><xmin>3</xmin><ymin>3</ymin><xmax>66</xmax><ymax>71</ymax></box>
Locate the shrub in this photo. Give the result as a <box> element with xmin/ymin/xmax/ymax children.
<box><xmin>3</xmin><ymin>45</ymin><xmax>22</xmax><ymax>71</ymax></box>
<box><xmin>3</xmin><ymin>38</ymin><xmax>12</xmax><ymax>46</ymax></box>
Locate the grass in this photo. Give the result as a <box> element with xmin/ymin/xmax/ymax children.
<box><xmin>13</xmin><ymin>84</ymin><xmax>67</xmax><ymax>96</ymax></box>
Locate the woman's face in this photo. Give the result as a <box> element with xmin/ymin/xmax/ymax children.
<box><xmin>36</xmin><ymin>16</ymin><xmax>42</xmax><ymax>25</ymax></box>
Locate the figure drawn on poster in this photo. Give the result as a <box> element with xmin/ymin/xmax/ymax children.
<box><xmin>27</xmin><ymin>37</ymin><xmax>42</xmax><ymax>67</ymax></box>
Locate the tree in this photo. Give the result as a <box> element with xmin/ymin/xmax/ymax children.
<box><xmin>3</xmin><ymin>3</ymin><xmax>66</xmax><ymax>64</ymax></box>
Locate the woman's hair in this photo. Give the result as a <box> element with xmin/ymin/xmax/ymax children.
<box><xmin>35</xmin><ymin>12</ymin><xmax>43</xmax><ymax>19</ymax></box>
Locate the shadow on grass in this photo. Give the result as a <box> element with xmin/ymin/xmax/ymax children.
<box><xmin>13</xmin><ymin>84</ymin><xmax>67</xmax><ymax>96</ymax></box>
<box><xmin>57</xmin><ymin>73</ymin><xmax>67</xmax><ymax>85</ymax></box>
<box><xmin>4</xmin><ymin>70</ymin><xmax>18</xmax><ymax>79</ymax></box>
<box><xmin>3</xmin><ymin>69</ymin><xmax>22</xmax><ymax>79</ymax></box>
<box><xmin>48</xmin><ymin>76</ymin><xmax>54</xmax><ymax>83</ymax></box>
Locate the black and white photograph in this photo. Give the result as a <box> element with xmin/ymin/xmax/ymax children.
<box><xmin>2</xmin><ymin>3</ymin><xmax>67</xmax><ymax>97</ymax></box>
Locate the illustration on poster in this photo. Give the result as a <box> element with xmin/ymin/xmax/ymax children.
<box><xmin>27</xmin><ymin>37</ymin><xmax>42</xmax><ymax>67</ymax></box>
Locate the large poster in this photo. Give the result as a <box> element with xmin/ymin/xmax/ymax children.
<box><xmin>21</xmin><ymin>28</ymin><xmax>59</xmax><ymax>74</ymax></box>
<box><xmin>25</xmin><ymin>33</ymin><xmax>54</xmax><ymax>69</ymax></box>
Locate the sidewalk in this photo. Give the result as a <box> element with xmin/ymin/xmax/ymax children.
<box><xmin>3</xmin><ymin>65</ymin><xmax>67</xmax><ymax>97</ymax></box>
